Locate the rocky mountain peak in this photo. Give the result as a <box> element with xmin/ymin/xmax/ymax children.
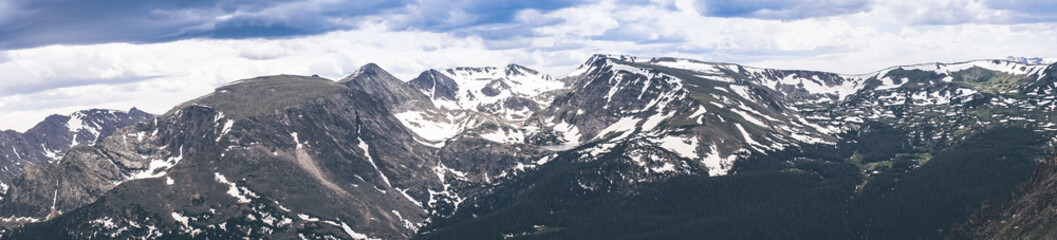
<box><xmin>358</xmin><ymin>62</ymin><xmax>384</xmax><ymax>73</ymax></box>
<box><xmin>340</xmin><ymin>63</ymin><xmax>433</xmax><ymax>112</ymax></box>
<box><xmin>341</xmin><ymin>63</ymin><xmax>392</xmax><ymax>83</ymax></box>
<box><xmin>408</xmin><ymin>69</ymin><xmax>460</xmax><ymax>102</ymax></box>
<box><xmin>504</xmin><ymin>63</ymin><xmax>537</xmax><ymax>76</ymax></box>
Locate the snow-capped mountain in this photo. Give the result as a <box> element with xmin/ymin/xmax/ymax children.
<box><xmin>0</xmin><ymin>108</ymin><xmax>152</xmax><ymax>184</ymax></box>
<box><xmin>343</xmin><ymin>63</ymin><xmax>568</xmax><ymax>147</ymax></box>
<box><xmin>408</xmin><ymin>64</ymin><xmax>565</xmax><ymax>122</ymax></box>
<box><xmin>1007</xmin><ymin>56</ymin><xmax>1054</xmax><ymax>65</ymax></box>
<box><xmin>3</xmin><ymin>55</ymin><xmax>1057</xmax><ymax>239</ymax></box>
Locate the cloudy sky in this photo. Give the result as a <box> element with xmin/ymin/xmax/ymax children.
<box><xmin>1</xmin><ymin>0</ymin><xmax>1056</xmax><ymax>131</ymax></box>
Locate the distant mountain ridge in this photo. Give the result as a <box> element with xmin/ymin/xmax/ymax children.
<box><xmin>0</xmin><ymin>108</ymin><xmax>153</xmax><ymax>185</ymax></box>
<box><xmin>1007</xmin><ymin>56</ymin><xmax>1054</xmax><ymax>65</ymax></box>
<box><xmin>1</xmin><ymin>55</ymin><xmax>1055</xmax><ymax>239</ymax></box>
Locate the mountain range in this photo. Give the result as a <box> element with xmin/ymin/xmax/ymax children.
<box><xmin>0</xmin><ymin>109</ymin><xmax>153</xmax><ymax>188</ymax></box>
<box><xmin>0</xmin><ymin>54</ymin><xmax>1055</xmax><ymax>239</ymax></box>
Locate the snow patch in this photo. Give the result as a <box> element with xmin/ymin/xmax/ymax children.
<box><xmin>658</xmin><ymin>135</ymin><xmax>699</xmax><ymax>159</ymax></box>
<box><xmin>171</xmin><ymin>212</ymin><xmax>189</xmax><ymax>228</ymax></box>
<box><xmin>290</xmin><ymin>132</ymin><xmax>303</xmax><ymax>149</ymax></box>
<box><xmin>396</xmin><ymin>188</ymin><xmax>423</xmax><ymax>208</ymax></box>
<box><xmin>701</xmin><ymin>145</ymin><xmax>736</xmax><ymax>176</ymax></box>
<box><xmin>642</xmin><ymin>111</ymin><xmax>675</xmax><ymax>132</ymax></box>
<box><xmin>356</xmin><ymin>134</ymin><xmax>391</xmax><ymax>188</ymax></box>
<box><xmin>733</xmin><ymin>123</ymin><xmax>759</xmax><ymax>147</ymax></box>
<box><xmin>40</xmin><ymin>143</ymin><xmax>60</xmax><ymax>160</ymax></box>
<box><xmin>651</xmin><ymin>163</ymin><xmax>676</xmax><ymax>173</ymax></box>
<box><xmin>594</xmin><ymin>117</ymin><xmax>641</xmax><ymax>141</ymax></box>
<box><xmin>688</xmin><ymin>105</ymin><xmax>708</xmax><ymax>119</ymax></box>
<box><xmin>729</xmin><ymin>108</ymin><xmax>768</xmax><ymax>127</ymax></box>
<box><xmin>215</xmin><ymin>120</ymin><xmax>234</xmax><ymax>142</ymax></box>
<box><xmin>728</xmin><ymin>85</ymin><xmax>754</xmax><ymax>101</ymax></box>
<box><xmin>393</xmin><ymin>111</ymin><xmax>460</xmax><ymax>145</ymax></box>
<box><xmin>340</xmin><ymin>221</ymin><xmax>380</xmax><ymax>240</ymax></box>
<box><xmin>479</xmin><ymin>128</ymin><xmax>524</xmax><ymax>144</ymax></box>
<box><xmin>128</xmin><ymin>147</ymin><xmax>184</xmax><ymax>180</ymax></box>
<box><xmin>541</xmin><ymin>120</ymin><xmax>582</xmax><ymax>151</ymax></box>
<box><xmin>214</xmin><ymin>172</ymin><xmax>258</xmax><ymax>203</ymax></box>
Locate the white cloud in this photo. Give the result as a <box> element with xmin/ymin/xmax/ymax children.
<box><xmin>506</xmin><ymin>0</ymin><xmax>1057</xmax><ymax>73</ymax></box>
<box><xmin>869</xmin><ymin>0</ymin><xmax>1015</xmax><ymax>24</ymax></box>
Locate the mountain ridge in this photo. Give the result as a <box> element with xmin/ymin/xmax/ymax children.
<box><xmin>1</xmin><ymin>54</ymin><xmax>1055</xmax><ymax>239</ymax></box>
<box><xmin>0</xmin><ymin>108</ymin><xmax>153</xmax><ymax>186</ymax></box>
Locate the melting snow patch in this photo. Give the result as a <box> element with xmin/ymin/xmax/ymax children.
<box><xmin>701</xmin><ymin>145</ymin><xmax>736</xmax><ymax>176</ymax></box>
<box><xmin>297</xmin><ymin>214</ymin><xmax>319</xmax><ymax>222</ymax></box>
<box><xmin>734</xmin><ymin>123</ymin><xmax>760</xmax><ymax>147</ymax></box>
<box><xmin>729</xmin><ymin>108</ymin><xmax>768</xmax><ymax>127</ymax></box>
<box><xmin>541</xmin><ymin>120</ymin><xmax>582</xmax><ymax>151</ymax></box>
<box><xmin>876</xmin><ymin>77</ymin><xmax>908</xmax><ymax>90</ymax></box>
<box><xmin>790</xmin><ymin>132</ymin><xmax>831</xmax><ymax>145</ymax></box>
<box><xmin>10</xmin><ymin>147</ymin><xmax>20</xmax><ymax>160</ymax></box>
<box><xmin>535</xmin><ymin>154</ymin><xmax>555</xmax><ymax>165</ymax></box>
<box><xmin>67</xmin><ymin>114</ymin><xmax>85</xmax><ymax>131</ymax></box>
<box><xmin>702</xmin><ymin>75</ymin><xmax>736</xmax><ymax>83</ymax></box>
<box><xmin>796</xmin><ymin>115</ymin><xmax>838</xmax><ymax>135</ymax></box>
<box><xmin>642</xmin><ymin>111</ymin><xmax>675</xmax><ymax>132</ymax></box>
<box><xmin>688</xmin><ymin>105</ymin><xmax>708</xmax><ymax>119</ymax></box>
<box><xmin>594</xmin><ymin>117</ymin><xmax>641</xmax><ymax>141</ymax></box>
<box><xmin>396</xmin><ymin>188</ymin><xmax>423</xmax><ymax>208</ymax></box>
<box><xmin>651</xmin><ymin>163</ymin><xmax>676</xmax><ymax>173</ymax></box>
<box><xmin>128</xmin><ymin>147</ymin><xmax>184</xmax><ymax>180</ymax></box>
<box><xmin>658</xmin><ymin>135</ymin><xmax>699</xmax><ymax>159</ymax></box>
<box><xmin>214</xmin><ymin>172</ymin><xmax>257</xmax><ymax>203</ymax></box>
<box><xmin>393</xmin><ymin>111</ymin><xmax>460</xmax><ymax>146</ymax></box>
<box><xmin>728</xmin><ymin>85</ymin><xmax>755</xmax><ymax>101</ymax></box>
<box><xmin>340</xmin><ymin>221</ymin><xmax>379</xmax><ymax>240</ymax></box>
<box><xmin>356</xmin><ymin>135</ymin><xmax>391</xmax><ymax>188</ymax></box>
<box><xmin>90</xmin><ymin>217</ymin><xmax>118</xmax><ymax>229</ymax></box>
<box><xmin>392</xmin><ymin>210</ymin><xmax>420</xmax><ymax>231</ymax></box>
<box><xmin>215</xmin><ymin>120</ymin><xmax>235</xmax><ymax>142</ymax></box>
<box><xmin>428</xmin><ymin>162</ymin><xmax>467</xmax><ymax>215</ymax></box>
<box><xmin>479</xmin><ymin>128</ymin><xmax>524</xmax><ymax>144</ymax></box>
<box><xmin>290</xmin><ymin>132</ymin><xmax>303</xmax><ymax>149</ymax></box>
<box><xmin>171</xmin><ymin>212</ymin><xmax>189</xmax><ymax>228</ymax></box>
<box><xmin>40</xmin><ymin>143</ymin><xmax>60</xmax><ymax>160</ymax></box>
